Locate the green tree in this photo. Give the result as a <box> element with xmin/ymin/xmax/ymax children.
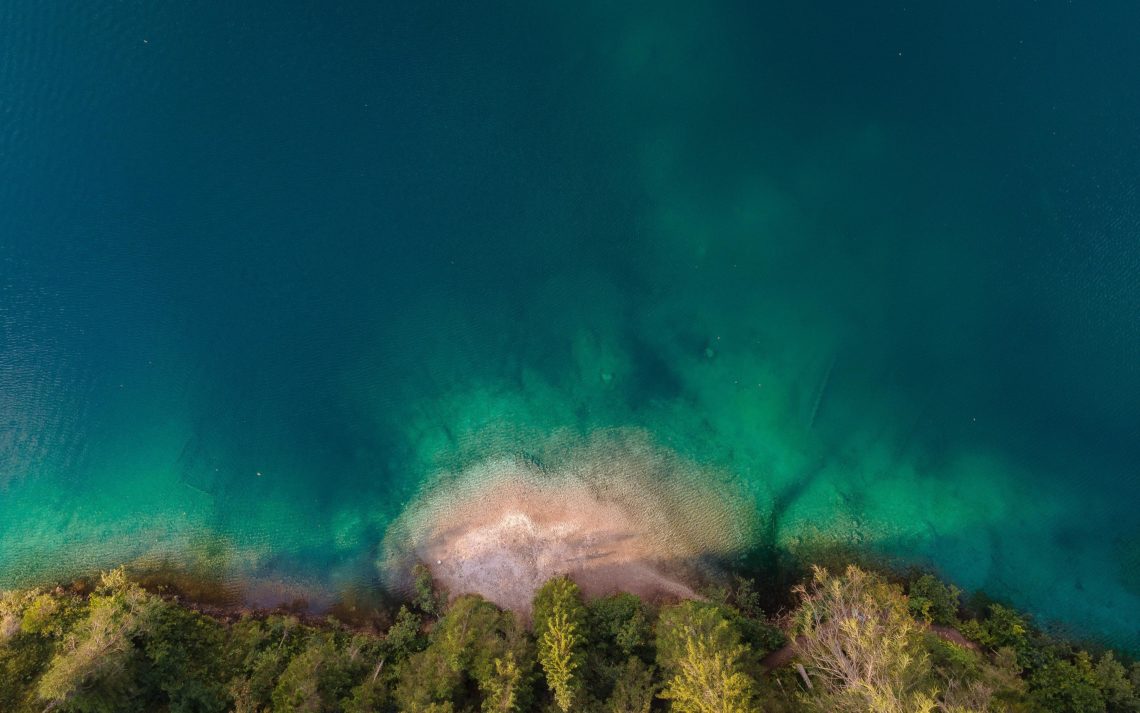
<box><xmin>533</xmin><ymin>577</ymin><xmax>587</xmax><ymax>712</ymax></box>
<box><xmin>703</xmin><ymin>577</ymin><xmax>785</xmax><ymax>657</ymax></box>
<box><xmin>395</xmin><ymin>645</ymin><xmax>463</xmax><ymax>711</ymax></box>
<box><xmin>481</xmin><ymin>651</ymin><xmax>523</xmax><ymax>713</ymax></box>
<box><xmin>586</xmin><ymin>593</ymin><xmax>652</xmax><ymax>662</ymax></box>
<box><xmin>384</xmin><ymin>605</ymin><xmax>424</xmax><ymax>662</ymax></box>
<box><xmin>225</xmin><ymin>614</ymin><xmax>307</xmax><ymax>713</ymax></box>
<box><xmin>656</xmin><ymin>601</ymin><xmax>757</xmax><ymax>713</ymax></box>
<box><xmin>271</xmin><ymin>632</ymin><xmax>358</xmax><ymax>713</ymax></box>
<box><xmin>1</xmin><ymin>588</ymin><xmax>76</xmax><ymax>713</ymax></box>
<box><xmin>19</xmin><ymin>593</ymin><xmax>62</xmax><ymax>636</ymax></box>
<box><xmin>1095</xmin><ymin>652</ymin><xmax>1140</xmax><ymax>713</ymax></box>
<box><xmin>413</xmin><ymin>563</ymin><xmax>446</xmax><ymax>618</ymax></box>
<box><xmin>343</xmin><ymin>604</ymin><xmax>420</xmax><ymax>711</ymax></box>
<box><xmin>540</xmin><ymin>608</ymin><xmax>582</xmax><ymax>712</ymax></box>
<box><xmin>139</xmin><ymin>597</ymin><xmax>229</xmax><ymax>713</ymax></box>
<box><xmin>36</xmin><ymin>568</ymin><xmax>158</xmax><ymax>712</ymax></box>
<box><xmin>1029</xmin><ymin>651</ymin><xmax>1105</xmax><ymax>713</ymax></box>
<box><xmin>908</xmin><ymin>575</ymin><xmax>961</xmax><ymax>626</ymax></box>
<box><xmin>396</xmin><ymin>594</ymin><xmax>533</xmax><ymax>712</ymax></box>
<box><xmin>959</xmin><ymin>603</ymin><xmax>1037</xmax><ymax>670</ymax></box>
<box><xmin>791</xmin><ymin>565</ymin><xmax>937</xmax><ymax>713</ymax></box>
<box><xmin>607</xmin><ymin>657</ymin><xmax>657</xmax><ymax>713</ymax></box>
<box><xmin>342</xmin><ymin>670</ymin><xmax>390</xmax><ymax>713</ymax></box>
<box><xmin>582</xmin><ymin>593</ymin><xmax>655</xmax><ymax>703</ymax></box>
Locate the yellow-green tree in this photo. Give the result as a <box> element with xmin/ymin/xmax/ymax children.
<box><xmin>540</xmin><ymin>608</ymin><xmax>581</xmax><ymax>711</ymax></box>
<box><xmin>481</xmin><ymin>651</ymin><xmax>522</xmax><ymax>713</ymax></box>
<box><xmin>533</xmin><ymin>577</ymin><xmax>587</xmax><ymax>712</ymax></box>
<box><xmin>791</xmin><ymin>565</ymin><xmax>937</xmax><ymax>713</ymax></box>
<box><xmin>36</xmin><ymin>569</ymin><xmax>158</xmax><ymax>710</ymax></box>
<box><xmin>656</xmin><ymin>601</ymin><xmax>758</xmax><ymax>713</ymax></box>
<box><xmin>660</xmin><ymin>637</ymin><xmax>755</xmax><ymax>713</ymax></box>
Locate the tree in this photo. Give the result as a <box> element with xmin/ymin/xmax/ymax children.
<box><xmin>791</xmin><ymin>565</ymin><xmax>937</xmax><ymax>713</ymax></box>
<box><xmin>533</xmin><ymin>577</ymin><xmax>587</xmax><ymax>712</ymax></box>
<box><xmin>656</xmin><ymin>601</ymin><xmax>758</xmax><ymax>713</ymax></box>
<box><xmin>481</xmin><ymin>651</ymin><xmax>523</xmax><ymax>713</ymax></box>
<box><xmin>959</xmin><ymin>603</ymin><xmax>1037</xmax><ymax>670</ymax></box>
<box><xmin>1028</xmin><ymin>651</ymin><xmax>1105</xmax><ymax>713</ymax></box>
<box><xmin>341</xmin><ymin>672</ymin><xmax>391</xmax><ymax>713</ymax></box>
<box><xmin>587</xmin><ymin>593</ymin><xmax>652</xmax><ymax>662</ymax></box>
<box><xmin>395</xmin><ymin>594</ymin><xmax>532</xmax><ymax>712</ymax></box>
<box><xmin>1095</xmin><ymin>652</ymin><xmax>1140</xmax><ymax>713</ymax></box>
<box><xmin>413</xmin><ymin>564</ymin><xmax>446</xmax><ymax>618</ymax></box>
<box><xmin>582</xmin><ymin>593</ymin><xmax>655</xmax><ymax>704</ymax></box>
<box><xmin>607</xmin><ymin>657</ymin><xmax>657</xmax><ymax>713</ymax></box>
<box><xmin>540</xmin><ymin>608</ymin><xmax>582</xmax><ymax>712</ymax></box>
<box><xmin>908</xmin><ymin>575</ymin><xmax>961</xmax><ymax>626</ymax></box>
<box><xmin>939</xmin><ymin>678</ymin><xmax>997</xmax><ymax>713</ymax></box>
<box><xmin>384</xmin><ymin>605</ymin><xmax>424</xmax><ymax>663</ymax></box>
<box><xmin>1</xmin><ymin>587</ymin><xmax>84</xmax><ymax>713</ymax></box>
<box><xmin>395</xmin><ymin>645</ymin><xmax>463</xmax><ymax>711</ymax></box>
<box><xmin>225</xmin><ymin>614</ymin><xmax>307</xmax><ymax>713</ymax></box>
<box><xmin>19</xmin><ymin>593</ymin><xmax>62</xmax><ymax>637</ymax></box>
<box><xmin>139</xmin><ymin>596</ymin><xmax>229</xmax><ymax>713</ymax></box>
<box><xmin>36</xmin><ymin>568</ymin><xmax>158</xmax><ymax>712</ymax></box>
<box><xmin>270</xmin><ymin>633</ymin><xmax>358</xmax><ymax>713</ymax></box>
<box><xmin>659</xmin><ymin>636</ymin><xmax>755</xmax><ymax>713</ymax></box>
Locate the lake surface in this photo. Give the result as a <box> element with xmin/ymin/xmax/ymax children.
<box><xmin>3</xmin><ymin>2</ymin><xmax>1140</xmax><ymax>649</ymax></box>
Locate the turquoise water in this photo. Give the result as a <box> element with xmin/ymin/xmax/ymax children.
<box><xmin>3</xmin><ymin>2</ymin><xmax>1140</xmax><ymax>648</ymax></box>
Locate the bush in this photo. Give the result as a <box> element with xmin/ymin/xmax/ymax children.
<box><xmin>140</xmin><ymin>598</ymin><xmax>229</xmax><ymax>712</ymax></box>
<box><xmin>1095</xmin><ymin>652</ymin><xmax>1140</xmax><ymax>712</ymax></box>
<box><xmin>585</xmin><ymin>593</ymin><xmax>652</xmax><ymax>662</ymax></box>
<box><xmin>958</xmin><ymin>600</ymin><xmax>1066</xmax><ymax>675</ymax></box>
<box><xmin>1029</xmin><ymin>651</ymin><xmax>1106</xmax><ymax>713</ymax></box>
<box><xmin>907</xmin><ymin>574</ymin><xmax>961</xmax><ymax>626</ymax></box>
<box><xmin>413</xmin><ymin>564</ymin><xmax>446</xmax><ymax>618</ymax></box>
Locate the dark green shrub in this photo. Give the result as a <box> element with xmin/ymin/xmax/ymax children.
<box><xmin>413</xmin><ymin>564</ymin><xmax>446</xmax><ymax>617</ymax></box>
<box><xmin>140</xmin><ymin>599</ymin><xmax>229</xmax><ymax>713</ymax></box>
<box><xmin>586</xmin><ymin>593</ymin><xmax>652</xmax><ymax>661</ymax></box>
<box><xmin>1029</xmin><ymin>652</ymin><xmax>1106</xmax><ymax>713</ymax></box>
<box><xmin>271</xmin><ymin>633</ymin><xmax>358</xmax><ymax>713</ymax></box>
<box><xmin>908</xmin><ymin>574</ymin><xmax>961</xmax><ymax>626</ymax></box>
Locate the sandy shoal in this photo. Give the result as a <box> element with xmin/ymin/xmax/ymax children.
<box><xmin>383</xmin><ymin>434</ymin><xmax>754</xmax><ymax>615</ymax></box>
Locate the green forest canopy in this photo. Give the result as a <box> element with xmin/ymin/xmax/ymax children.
<box><xmin>2</xmin><ymin>564</ymin><xmax>1139</xmax><ymax>712</ymax></box>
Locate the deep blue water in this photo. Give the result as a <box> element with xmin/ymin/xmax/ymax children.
<box><xmin>3</xmin><ymin>2</ymin><xmax>1140</xmax><ymax>648</ymax></box>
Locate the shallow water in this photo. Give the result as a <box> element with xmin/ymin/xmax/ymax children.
<box><xmin>2</xmin><ymin>2</ymin><xmax>1140</xmax><ymax>649</ymax></box>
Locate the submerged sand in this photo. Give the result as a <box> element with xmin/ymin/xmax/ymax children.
<box><xmin>382</xmin><ymin>432</ymin><xmax>754</xmax><ymax>614</ymax></box>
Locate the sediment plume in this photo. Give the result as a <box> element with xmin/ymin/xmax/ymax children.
<box><xmin>381</xmin><ymin>430</ymin><xmax>755</xmax><ymax>614</ymax></box>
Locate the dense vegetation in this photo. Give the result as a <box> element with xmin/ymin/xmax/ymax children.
<box><xmin>2</xmin><ymin>563</ymin><xmax>1139</xmax><ymax>712</ymax></box>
